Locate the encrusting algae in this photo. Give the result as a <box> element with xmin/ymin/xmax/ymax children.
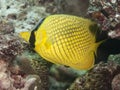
<box><xmin>20</xmin><ymin>14</ymin><xmax>105</xmax><ymax>70</ymax></box>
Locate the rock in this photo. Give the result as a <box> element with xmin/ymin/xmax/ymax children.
<box><xmin>0</xmin><ymin>21</ymin><xmax>14</xmax><ymax>34</ymax></box>
<box><xmin>112</xmin><ymin>74</ymin><xmax>120</xmax><ymax>90</ymax></box>
<box><xmin>0</xmin><ymin>34</ymin><xmax>23</xmax><ymax>61</ymax></box>
<box><xmin>68</xmin><ymin>62</ymin><xmax>120</xmax><ymax>90</ymax></box>
<box><xmin>7</xmin><ymin>13</ymin><xmax>17</xmax><ymax>20</ymax></box>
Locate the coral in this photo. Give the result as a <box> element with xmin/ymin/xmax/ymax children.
<box><xmin>88</xmin><ymin>0</ymin><xmax>120</xmax><ymax>39</ymax></box>
<box><xmin>49</xmin><ymin>65</ymin><xmax>86</xmax><ymax>90</ymax></box>
<box><xmin>0</xmin><ymin>60</ymin><xmax>12</xmax><ymax>90</ymax></box>
<box><xmin>29</xmin><ymin>59</ymin><xmax>49</xmax><ymax>89</ymax></box>
<box><xmin>68</xmin><ymin>61</ymin><xmax>120</xmax><ymax>90</ymax></box>
<box><xmin>0</xmin><ymin>18</ymin><xmax>33</xmax><ymax>90</ymax></box>
<box><xmin>0</xmin><ymin>31</ymin><xmax>39</xmax><ymax>90</ymax></box>
<box><xmin>0</xmin><ymin>13</ymin><xmax>49</xmax><ymax>89</ymax></box>
<box><xmin>45</xmin><ymin>0</ymin><xmax>89</xmax><ymax>16</ymax></box>
<box><xmin>112</xmin><ymin>74</ymin><xmax>120</xmax><ymax>90</ymax></box>
<box><xmin>0</xmin><ymin>34</ymin><xmax>23</xmax><ymax>61</ymax></box>
<box><xmin>0</xmin><ymin>0</ymin><xmax>90</xmax><ymax>33</ymax></box>
<box><xmin>50</xmin><ymin>65</ymin><xmax>86</xmax><ymax>81</ymax></box>
<box><xmin>13</xmin><ymin>51</ymin><xmax>50</xmax><ymax>90</ymax></box>
<box><xmin>1</xmin><ymin>0</ymin><xmax>120</xmax><ymax>90</ymax></box>
<box><xmin>0</xmin><ymin>0</ymin><xmax>49</xmax><ymax>33</ymax></box>
<box><xmin>0</xmin><ymin>58</ymin><xmax>38</xmax><ymax>90</ymax></box>
<box><xmin>0</xmin><ymin>37</ymin><xmax>49</xmax><ymax>90</ymax></box>
<box><xmin>0</xmin><ymin>21</ymin><xmax>14</xmax><ymax>34</ymax></box>
<box><xmin>108</xmin><ymin>54</ymin><xmax>120</xmax><ymax>64</ymax></box>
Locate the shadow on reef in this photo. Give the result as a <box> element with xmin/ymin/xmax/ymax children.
<box><xmin>96</xmin><ymin>39</ymin><xmax>120</xmax><ymax>64</ymax></box>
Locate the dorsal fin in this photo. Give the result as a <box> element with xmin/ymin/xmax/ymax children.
<box><xmin>29</xmin><ymin>18</ymin><xmax>46</xmax><ymax>48</ymax></box>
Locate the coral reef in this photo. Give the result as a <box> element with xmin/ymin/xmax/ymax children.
<box><xmin>0</xmin><ymin>33</ymin><xmax>37</xmax><ymax>90</ymax></box>
<box><xmin>10</xmin><ymin>55</ymin><xmax>49</xmax><ymax>90</ymax></box>
<box><xmin>0</xmin><ymin>19</ymin><xmax>49</xmax><ymax>90</ymax></box>
<box><xmin>88</xmin><ymin>0</ymin><xmax>120</xmax><ymax>39</ymax></box>
<box><xmin>112</xmin><ymin>74</ymin><xmax>120</xmax><ymax>90</ymax></box>
<box><xmin>0</xmin><ymin>0</ymin><xmax>90</xmax><ymax>33</ymax></box>
<box><xmin>0</xmin><ymin>37</ymin><xmax>49</xmax><ymax>90</ymax></box>
<box><xmin>0</xmin><ymin>0</ymin><xmax>120</xmax><ymax>90</ymax></box>
<box><xmin>0</xmin><ymin>34</ymin><xmax>23</xmax><ymax>61</ymax></box>
<box><xmin>0</xmin><ymin>21</ymin><xmax>14</xmax><ymax>34</ymax></box>
<box><xmin>45</xmin><ymin>0</ymin><xmax>89</xmax><ymax>16</ymax></box>
<box><xmin>112</xmin><ymin>73</ymin><xmax>120</xmax><ymax>90</ymax></box>
<box><xmin>108</xmin><ymin>54</ymin><xmax>120</xmax><ymax>64</ymax></box>
<box><xmin>0</xmin><ymin>60</ymin><xmax>12</xmax><ymax>90</ymax></box>
<box><xmin>49</xmin><ymin>65</ymin><xmax>86</xmax><ymax>90</ymax></box>
<box><xmin>14</xmin><ymin>53</ymin><xmax>50</xmax><ymax>90</ymax></box>
<box><xmin>68</xmin><ymin>61</ymin><xmax>120</xmax><ymax>90</ymax></box>
<box><xmin>0</xmin><ymin>0</ymin><xmax>49</xmax><ymax>33</ymax></box>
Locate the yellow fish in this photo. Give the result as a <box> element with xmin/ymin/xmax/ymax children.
<box><xmin>20</xmin><ymin>14</ymin><xmax>105</xmax><ymax>70</ymax></box>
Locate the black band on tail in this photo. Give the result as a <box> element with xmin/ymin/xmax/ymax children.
<box><xmin>29</xmin><ymin>18</ymin><xmax>46</xmax><ymax>48</ymax></box>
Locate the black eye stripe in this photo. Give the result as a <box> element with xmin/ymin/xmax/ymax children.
<box><xmin>29</xmin><ymin>18</ymin><xmax>46</xmax><ymax>48</ymax></box>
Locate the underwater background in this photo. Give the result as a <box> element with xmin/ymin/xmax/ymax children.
<box><xmin>0</xmin><ymin>0</ymin><xmax>120</xmax><ymax>90</ymax></box>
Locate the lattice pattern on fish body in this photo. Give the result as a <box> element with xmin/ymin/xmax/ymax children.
<box><xmin>35</xmin><ymin>15</ymin><xmax>95</xmax><ymax>67</ymax></box>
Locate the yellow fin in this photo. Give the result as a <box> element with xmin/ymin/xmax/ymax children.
<box><xmin>19</xmin><ymin>31</ymin><xmax>31</xmax><ymax>42</ymax></box>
